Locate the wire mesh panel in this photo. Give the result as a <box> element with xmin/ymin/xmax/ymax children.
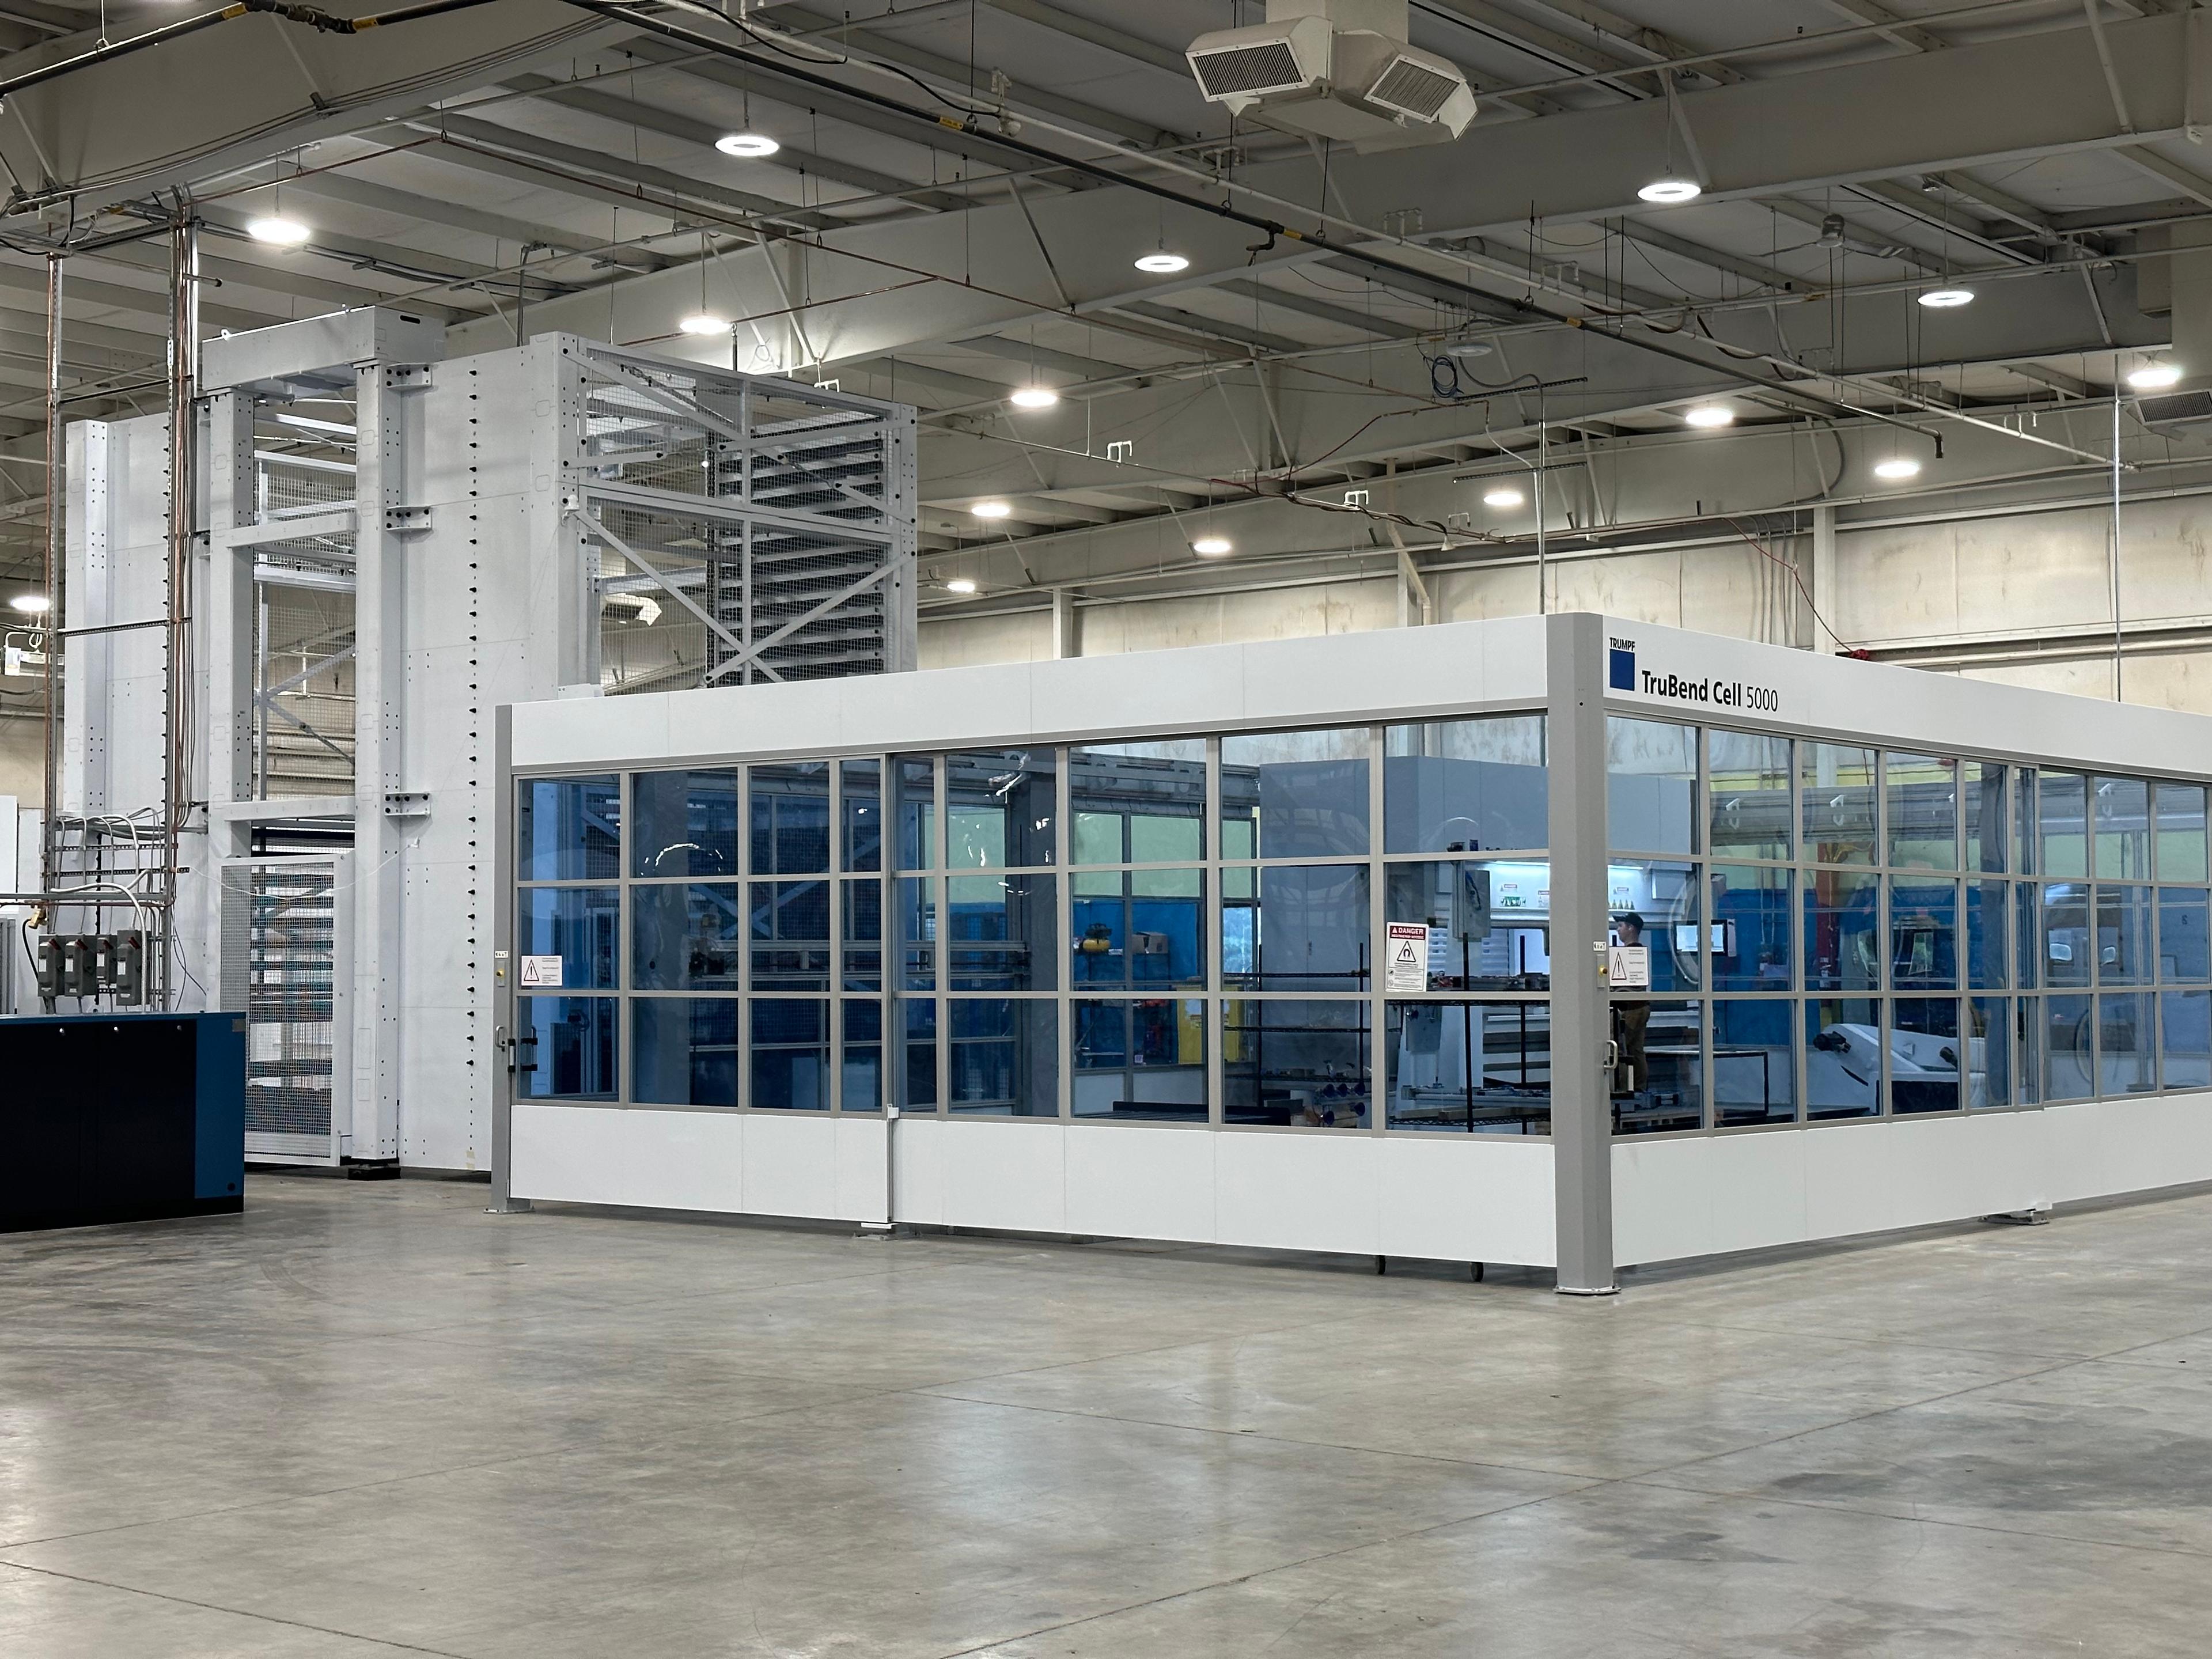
<box><xmin>571</xmin><ymin>343</ymin><xmax>916</xmax><ymax>694</ymax></box>
<box><xmin>224</xmin><ymin>857</ymin><xmax>345</xmax><ymax>1163</ymax></box>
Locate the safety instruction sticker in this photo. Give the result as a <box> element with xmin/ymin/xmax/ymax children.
<box><xmin>1607</xmin><ymin>945</ymin><xmax>1650</xmax><ymax>989</ymax></box>
<box><xmin>1385</xmin><ymin>922</ymin><xmax>1429</xmax><ymax>993</ymax></box>
<box><xmin>520</xmin><ymin>955</ymin><xmax>565</xmax><ymax>988</ymax></box>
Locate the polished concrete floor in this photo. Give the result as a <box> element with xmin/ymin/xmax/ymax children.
<box><xmin>5</xmin><ymin>1177</ymin><xmax>2212</xmax><ymax>1658</ymax></box>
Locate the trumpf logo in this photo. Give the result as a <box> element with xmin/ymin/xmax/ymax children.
<box><xmin>1611</xmin><ymin>631</ymin><xmax>1783</xmax><ymax>713</ymax></box>
<box><xmin>1608</xmin><ymin>637</ymin><xmax>1637</xmax><ymax>691</ymax></box>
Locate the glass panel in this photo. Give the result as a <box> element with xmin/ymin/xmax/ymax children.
<box><xmin>2013</xmin><ymin>767</ymin><xmax>2037</xmax><ymax>875</ymax></box>
<box><xmin>1969</xmin><ymin>996</ymin><xmax>2009</xmax><ymax>1108</ymax></box>
<box><xmin>2093</xmin><ymin>776</ymin><xmax>2152</xmax><ymax>880</ymax></box>
<box><xmin>2160</xmin><ymin>888</ymin><xmax>2210</xmax><ymax>982</ymax></box>
<box><xmin>1805</xmin><ymin>997</ymin><xmax>1881</xmax><ymax>1119</ymax></box>
<box><xmin>1965</xmin><ymin>878</ymin><xmax>2008</xmax><ymax>990</ymax></box>
<box><xmin>1612</xmin><ymin>997</ymin><xmax>1702</xmax><ymax>1133</ymax></box>
<box><xmin>1800</xmin><ymin>744</ymin><xmax>1877</xmax><ymax>866</ymax></box>
<box><xmin>1707</xmin><ymin>729</ymin><xmax>1791</xmax><ymax>861</ymax></box>
<box><xmin>1383</xmin><ymin>715</ymin><xmax>1547</xmax><ymax>853</ymax></box>
<box><xmin>897</xmin><ymin>997</ymin><xmax>938</xmax><ymax>1111</ymax></box>
<box><xmin>1072</xmin><ymin>869</ymin><xmax>1205</xmax><ymax>987</ymax></box>
<box><xmin>1713</xmin><ymin>999</ymin><xmax>1794</xmax><ymax>1125</ymax></box>
<box><xmin>1885</xmin><ymin>753</ymin><xmax>1959</xmax><ymax>871</ymax></box>
<box><xmin>751</xmin><ymin>999</ymin><xmax>829</xmax><ymax>1111</ymax></box>
<box><xmin>2097</xmin><ymin>885</ymin><xmax>2156</xmax><ymax>986</ymax></box>
<box><xmin>2157</xmin><ymin>782</ymin><xmax>2209</xmax><ymax>883</ymax></box>
<box><xmin>842</xmin><ymin>999</ymin><xmax>883</xmax><ymax>1112</ymax></box>
<box><xmin>1607</xmin><ymin>860</ymin><xmax>1700</xmax><ymax>991</ymax></box>
<box><xmin>1222</xmin><ymin>1000</ymin><xmax>1370</xmax><ymax>1128</ymax></box>
<box><xmin>842</xmin><ymin>878</ymin><xmax>881</xmax><ymax>990</ymax></box>
<box><xmin>2016</xmin><ymin>996</ymin><xmax>2042</xmax><ymax>1105</ymax></box>
<box><xmin>2100</xmin><ymin>991</ymin><xmax>2157</xmax><ymax>1096</ymax></box>
<box><xmin>632</xmin><ymin>997</ymin><xmax>738</xmax><ymax>1107</ymax></box>
<box><xmin>517</xmin><ymin>775</ymin><xmax>620</xmax><ymax>881</ymax></box>
<box><xmin>2016</xmin><ymin>882</ymin><xmax>2040</xmax><ymax>988</ymax></box>
<box><xmin>630</xmin><ymin>769</ymin><xmax>738</xmax><ymax>878</ymax></box>
<box><xmin>748</xmin><ymin>880</ymin><xmax>831</xmax><ymax>991</ymax></box>
<box><xmin>1219</xmin><ymin>726</ymin><xmax>1370</xmax><ymax>858</ymax></box>
<box><xmin>630</xmin><ymin>884</ymin><xmax>741</xmax><ymax>991</ymax></box>
<box><xmin>2038</xmin><ymin>770</ymin><xmax>2087</xmax><ymax>877</ymax></box>
<box><xmin>896</xmin><ymin>876</ymin><xmax>937</xmax><ymax>990</ymax></box>
<box><xmin>1804</xmin><ymin>870</ymin><xmax>1880</xmax><ymax>991</ymax></box>
<box><xmin>946</xmin><ymin>872</ymin><xmax>1056</xmax><ymax>991</ymax></box>
<box><xmin>948</xmin><ymin>999</ymin><xmax>1059</xmax><ymax>1116</ymax></box>
<box><xmin>2043</xmin><ymin>993</ymin><xmax>2094</xmax><ymax>1102</ymax></box>
<box><xmin>1607</xmin><ymin>717</ymin><xmax>1697</xmax><ymax>854</ymax></box>
<box><xmin>946</xmin><ymin>748</ymin><xmax>1056</xmax><ymax>868</ymax></box>
<box><xmin>1891</xmin><ymin>998</ymin><xmax>1962</xmax><ymax>1113</ymax></box>
<box><xmin>748</xmin><ymin>761</ymin><xmax>830</xmax><ymax>875</ymax></box>
<box><xmin>1068</xmin><ymin>740</ymin><xmax>1206</xmax><ymax>863</ymax></box>
<box><xmin>515</xmin><ymin>996</ymin><xmax>617</xmax><ymax>1100</ymax></box>
<box><xmin>1964</xmin><ymin>761</ymin><xmax>2008</xmax><ymax>874</ymax></box>
<box><xmin>2041</xmin><ymin>882</ymin><xmax>2092</xmax><ymax>988</ymax></box>
<box><xmin>1071</xmin><ymin>997</ymin><xmax>1208</xmax><ymax>1122</ymax></box>
<box><xmin>518</xmin><ymin>887</ymin><xmax>619</xmax><ymax>989</ymax></box>
<box><xmin>894</xmin><ymin>757</ymin><xmax>934</xmax><ymax>870</ymax></box>
<box><xmin>1229</xmin><ymin>863</ymin><xmax>1371</xmax><ymax>991</ymax></box>
<box><xmin>842</xmin><ymin>759</ymin><xmax>882</xmax><ymax>872</ymax></box>
<box><xmin>1888</xmin><ymin>876</ymin><xmax>1957</xmax><ymax>992</ymax></box>
<box><xmin>2161</xmin><ymin>990</ymin><xmax>2210</xmax><ymax>1089</ymax></box>
<box><xmin>1710</xmin><ymin>864</ymin><xmax>1790</xmax><ymax>991</ymax></box>
<box><xmin>1384</xmin><ymin>861</ymin><xmax>1551</xmax><ymax>990</ymax></box>
<box><xmin>1384</xmin><ymin>1000</ymin><xmax>1551</xmax><ymax>1133</ymax></box>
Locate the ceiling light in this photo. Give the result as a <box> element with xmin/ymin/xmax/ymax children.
<box><xmin>1009</xmin><ymin>386</ymin><xmax>1059</xmax><ymax>410</ymax></box>
<box><xmin>678</xmin><ymin>312</ymin><xmax>729</xmax><ymax>336</ymax></box>
<box><xmin>715</xmin><ymin>132</ymin><xmax>780</xmax><ymax>157</ymax></box>
<box><xmin>1918</xmin><ymin>287</ymin><xmax>1974</xmax><ymax>309</ymax></box>
<box><xmin>9</xmin><ymin>593</ymin><xmax>50</xmax><ymax>613</ymax></box>
<box><xmin>1192</xmin><ymin>535</ymin><xmax>1232</xmax><ymax>556</ymax></box>
<box><xmin>1134</xmin><ymin>251</ymin><xmax>1190</xmax><ymax>274</ymax></box>
<box><xmin>1482</xmin><ymin>486</ymin><xmax>1524</xmax><ymax>508</ymax></box>
<box><xmin>2128</xmin><ymin>360</ymin><xmax>2184</xmax><ymax>390</ymax></box>
<box><xmin>971</xmin><ymin>500</ymin><xmax>1012</xmax><ymax>519</ymax></box>
<box><xmin>1637</xmin><ymin>177</ymin><xmax>1700</xmax><ymax>204</ymax></box>
<box><xmin>1873</xmin><ymin>456</ymin><xmax>1922</xmax><ymax>480</ymax></box>
<box><xmin>1683</xmin><ymin>404</ymin><xmax>1734</xmax><ymax>428</ymax></box>
<box><xmin>946</xmin><ymin>577</ymin><xmax>979</xmax><ymax>594</ymax></box>
<box><xmin>1445</xmin><ymin>338</ymin><xmax>1494</xmax><ymax>361</ymax></box>
<box><xmin>246</xmin><ymin>215</ymin><xmax>310</xmax><ymax>247</ymax></box>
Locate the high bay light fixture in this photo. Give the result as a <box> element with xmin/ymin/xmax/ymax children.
<box><xmin>715</xmin><ymin>132</ymin><xmax>779</xmax><ymax>157</ymax></box>
<box><xmin>1135</xmin><ymin>250</ymin><xmax>1190</xmax><ymax>274</ymax></box>
<box><xmin>1192</xmin><ymin>535</ymin><xmax>1233</xmax><ymax>556</ymax></box>
<box><xmin>1637</xmin><ymin>177</ymin><xmax>1700</xmax><ymax>204</ymax></box>
<box><xmin>1482</xmin><ymin>485</ymin><xmax>1524</xmax><ymax>508</ymax></box>
<box><xmin>247</xmin><ymin>214</ymin><xmax>310</xmax><ymax>246</ymax></box>
<box><xmin>1683</xmin><ymin>404</ymin><xmax>1734</xmax><ymax>428</ymax></box>
<box><xmin>2128</xmin><ymin>360</ymin><xmax>2184</xmax><ymax>390</ymax></box>
<box><xmin>1874</xmin><ymin>456</ymin><xmax>1922</xmax><ymax>480</ymax></box>
<box><xmin>971</xmin><ymin>500</ymin><xmax>1012</xmax><ymax>519</ymax></box>
<box><xmin>1918</xmin><ymin>287</ymin><xmax>1974</xmax><ymax>308</ymax></box>
<box><xmin>1009</xmin><ymin>386</ymin><xmax>1059</xmax><ymax>410</ymax></box>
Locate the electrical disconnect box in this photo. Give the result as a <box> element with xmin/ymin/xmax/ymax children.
<box><xmin>34</xmin><ymin>930</ymin><xmax>147</xmax><ymax>1005</ymax></box>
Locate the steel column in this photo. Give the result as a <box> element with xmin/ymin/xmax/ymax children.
<box><xmin>350</xmin><ymin>357</ymin><xmax>405</xmax><ymax>1163</ymax></box>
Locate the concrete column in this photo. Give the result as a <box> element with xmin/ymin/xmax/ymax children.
<box><xmin>1547</xmin><ymin>612</ymin><xmax>1616</xmax><ymax>1294</ymax></box>
<box><xmin>1793</xmin><ymin>505</ymin><xmax>1836</xmax><ymax>651</ymax></box>
<box><xmin>1051</xmin><ymin>588</ymin><xmax>1080</xmax><ymax>658</ymax></box>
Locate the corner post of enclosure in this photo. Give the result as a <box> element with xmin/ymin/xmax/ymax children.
<box><xmin>488</xmin><ymin>703</ymin><xmax>529</xmax><ymax>1212</ymax></box>
<box><xmin>1547</xmin><ymin>612</ymin><xmax>1617</xmax><ymax>1293</ymax></box>
<box><xmin>350</xmin><ymin>353</ymin><xmax>406</xmax><ymax>1164</ymax></box>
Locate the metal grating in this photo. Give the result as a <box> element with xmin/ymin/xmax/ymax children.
<box><xmin>1192</xmin><ymin>39</ymin><xmax>1307</xmax><ymax>99</ymax></box>
<box><xmin>226</xmin><ymin>860</ymin><xmax>340</xmax><ymax>1158</ymax></box>
<box><xmin>1368</xmin><ymin>56</ymin><xmax>1459</xmax><ymax>119</ymax></box>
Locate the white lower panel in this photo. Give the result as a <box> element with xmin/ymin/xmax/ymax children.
<box><xmin>510</xmin><ymin>1105</ymin><xmax>887</xmax><ymax>1222</ymax></box>
<box><xmin>1613</xmin><ymin>1092</ymin><xmax>2212</xmax><ymax>1266</ymax></box>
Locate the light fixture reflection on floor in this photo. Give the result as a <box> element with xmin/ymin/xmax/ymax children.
<box><xmin>1637</xmin><ymin>177</ymin><xmax>1700</xmax><ymax>204</ymax></box>
<box><xmin>1873</xmin><ymin>456</ymin><xmax>1922</xmax><ymax>480</ymax></box>
<box><xmin>1917</xmin><ymin>287</ymin><xmax>1974</xmax><ymax>308</ymax></box>
<box><xmin>715</xmin><ymin>132</ymin><xmax>780</xmax><ymax>157</ymax></box>
<box><xmin>1009</xmin><ymin>386</ymin><xmax>1059</xmax><ymax>409</ymax></box>
<box><xmin>1482</xmin><ymin>486</ymin><xmax>1524</xmax><ymax>507</ymax></box>
<box><xmin>2127</xmin><ymin>361</ymin><xmax>2184</xmax><ymax>390</ymax></box>
<box><xmin>247</xmin><ymin>215</ymin><xmax>310</xmax><ymax>246</ymax></box>
<box><xmin>1683</xmin><ymin>404</ymin><xmax>1733</xmax><ymax>427</ymax></box>
<box><xmin>971</xmin><ymin>500</ymin><xmax>1012</xmax><ymax>518</ymax></box>
<box><xmin>1192</xmin><ymin>536</ymin><xmax>1232</xmax><ymax>556</ymax></box>
<box><xmin>1134</xmin><ymin>251</ymin><xmax>1190</xmax><ymax>274</ymax></box>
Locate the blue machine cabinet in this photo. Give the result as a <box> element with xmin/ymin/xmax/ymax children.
<box><xmin>0</xmin><ymin>1013</ymin><xmax>246</xmax><ymax>1232</ymax></box>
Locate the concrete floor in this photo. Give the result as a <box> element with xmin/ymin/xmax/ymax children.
<box><xmin>4</xmin><ymin>1180</ymin><xmax>2212</xmax><ymax>1658</ymax></box>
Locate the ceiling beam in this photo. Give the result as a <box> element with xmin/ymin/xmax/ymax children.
<box><xmin>1846</xmin><ymin>179</ymin><xmax>2043</xmax><ymax>268</ymax></box>
<box><xmin>2115</xmin><ymin>145</ymin><xmax>2212</xmax><ymax>209</ymax></box>
<box><xmin>0</xmin><ymin>258</ymin><xmax>281</xmax><ymax>334</ymax></box>
<box><xmin>1814</xmin><ymin>0</ymin><xmax>1948</xmax><ymax>54</ymax></box>
<box><xmin>1762</xmin><ymin>199</ymin><xmax>1946</xmax><ymax>275</ymax></box>
<box><xmin>1215</xmin><ymin>275</ymin><xmax>1425</xmax><ymax>339</ymax></box>
<box><xmin>1512</xmin><ymin>0</ymin><xmax>1744</xmax><ymax>84</ymax></box>
<box><xmin>1613</xmin><ymin>221</ymin><xmax>1804</xmax><ymax>293</ymax></box>
<box><xmin>950</xmin><ymin>334</ymin><xmax>1141</xmax><ymax>382</ymax></box>
<box><xmin>292</xmin><ymin>172</ymin><xmax>668</xmax><ymax>271</ymax></box>
<box><xmin>1108</xmin><ymin>302</ymin><xmax>1311</xmax><ymax>357</ymax></box>
<box><xmin>2009</xmin><ymin>361</ymin><xmax>2095</xmax><ymax>398</ymax></box>
<box><xmin>977</xmin><ymin>0</ymin><xmax>1190</xmax><ymax>78</ymax></box>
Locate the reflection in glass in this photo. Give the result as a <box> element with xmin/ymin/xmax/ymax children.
<box><xmin>2016</xmin><ymin>882</ymin><xmax>2040</xmax><ymax>989</ymax></box>
<box><xmin>632</xmin><ymin>997</ymin><xmax>738</xmax><ymax>1107</ymax></box>
<box><xmin>2157</xmin><ymin>782</ymin><xmax>2209</xmax><ymax>883</ymax></box>
<box><xmin>1707</xmin><ymin>730</ymin><xmax>1791</xmax><ymax>861</ymax></box>
<box><xmin>1072</xmin><ymin>868</ymin><xmax>1203</xmax><ymax>987</ymax></box>
<box><xmin>2161</xmin><ymin>990</ymin><xmax>2210</xmax><ymax>1089</ymax></box>
<box><xmin>1608</xmin><ymin>860</ymin><xmax>1700</xmax><ymax>991</ymax></box>
<box><xmin>2098</xmin><ymin>885</ymin><xmax>2154</xmax><ymax>986</ymax></box>
<box><xmin>1713</xmin><ymin>999</ymin><xmax>1794</xmax><ymax>1124</ymax></box>
<box><xmin>1888</xmin><ymin>876</ymin><xmax>1957</xmax><ymax>991</ymax></box>
<box><xmin>1385</xmin><ymin>861</ymin><xmax>1551</xmax><ymax>990</ymax></box>
<box><xmin>2094</xmin><ymin>776</ymin><xmax>2152</xmax><ymax>880</ymax></box>
<box><xmin>2040</xmin><ymin>884</ymin><xmax>2092</xmax><ymax>988</ymax></box>
<box><xmin>2016</xmin><ymin>996</ymin><xmax>2042</xmax><ymax>1106</ymax></box>
<box><xmin>2044</xmin><ymin>993</ymin><xmax>2094</xmax><ymax>1101</ymax></box>
<box><xmin>1965</xmin><ymin>761</ymin><xmax>2008</xmax><ymax>874</ymax></box>
<box><xmin>946</xmin><ymin>873</ymin><xmax>1056</xmax><ymax>991</ymax></box>
<box><xmin>1886</xmin><ymin>753</ymin><xmax>1959</xmax><ymax>870</ymax></box>
<box><xmin>897</xmin><ymin>997</ymin><xmax>938</xmax><ymax>1111</ymax></box>
<box><xmin>1612</xmin><ymin>997</ymin><xmax>1702</xmax><ymax>1133</ymax></box>
<box><xmin>631</xmin><ymin>769</ymin><xmax>738</xmax><ymax>877</ymax></box>
<box><xmin>2100</xmin><ymin>991</ymin><xmax>2157</xmax><ymax>1095</ymax></box>
<box><xmin>1384</xmin><ymin>715</ymin><xmax>1547</xmax><ymax>853</ymax></box>
<box><xmin>1072</xmin><ymin>998</ymin><xmax>1207</xmax><ymax>1121</ymax></box>
<box><xmin>894</xmin><ymin>757</ymin><xmax>934</xmax><ymax>869</ymax></box>
<box><xmin>1069</xmin><ymin>739</ymin><xmax>1206</xmax><ymax>864</ymax></box>
<box><xmin>896</xmin><ymin>876</ymin><xmax>937</xmax><ymax>989</ymax></box>
<box><xmin>2013</xmin><ymin>766</ymin><xmax>2038</xmax><ymax>876</ymax></box>
<box><xmin>1230</xmin><ymin>863</ymin><xmax>1370</xmax><ymax>991</ymax></box>
<box><xmin>752</xmin><ymin>999</ymin><xmax>829</xmax><ymax>1109</ymax></box>
<box><xmin>842</xmin><ymin>999</ymin><xmax>883</xmax><ymax>1112</ymax></box>
<box><xmin>843</xmin><ymin>878</ymin><xmax>881</xmax><ymax>989</ymax></box>
<box><xmin>518</xmin><ymin>775</ymin><xmax>620</xmax><ymax>881</ymax></box>
<box><xmin>1966</xmin><ymin>878</ymin><xmax>2008</xmax><ymax>991</ymax></box>
<box><xmin>749</xmin><ymin>761</ymin><xmax>830</xmax><ymax>875</ymax></box>
<box><xmin>2160</xmin><ymin>888</ymin><xmax>2210</xmax><ymax>983</ymax></box>
<box><xmin>516</xmin><ymin>995</ymin><xmax>617</xmax><ymax>1100</ymax></box>
<box><xmin>1801</xmin><ymin>743</ymin><xmax>1877</xmax><ymax>865</ymax></box>
<box><xmin>1891</xmin><ymin>997</ymin><xmax>1962</xmax><ymax>1113</ymax></box>
<box><xmin>1710</xmin><ymin>864</ymin><xmax>1790</xmax><ymax>991</ymax></box>
<box><xmin>520</xmin><ymin>887</ymin><xmax>619</xmax><ymax>989</ymax></box>
<box><xmin>748</xmin><ymin>880</ymin><xmax>831</xmax><ymax>990</ymax></box>
<box><xmin>1804</xmin><ymin>870</ymin><xmax>1879</xmax><ymax>991</ymax></box>
<box><xmin>2039</xmin><ymin>770</ymin><xmax>2088</xmax><ymax>877</ymax></box>
<box><xmin>948</xmin><ymin>998</ymin><xmax>1058</xmax><ymax>1115</ymax></box>
<box><xmin>946</xmin><ymin>748</ymin><xmax>1056</xmax><ymax>867</ymax></box>
<box><xmin>1220</xmin><ymin>727</ymin><xmax>1370</xmax><ymax>858</ymax></box>
<box><xmin>1385</xmin><ymin>1001</ymin><xmax>1550</xmax><ymax>1132</ymax></box>
<box><xmin>631</xmin><ymin>884</ymin><xmax>740</xmax><ymax>991</ymax></box>
<box><xmin>1806</xmin><ymin>997</ymin><xmax>1881</xmax><ymax>1119</ymax></box>
<box><xmin>842</xmin><ymin>759</ymin><xmax>882</xmax><ymax>872</ymax></box>
<box><xmin>1607</xmin><ymin>717</ymin><xmax>1697</xmax><ymax>854</ymax></box>
<box><xmin>1223</xmin><ymin>1000</ymin><xmax>1370</xmax><ymax>1128</ymax></box>
<box><xmin>1969</xmin><ymin>996</ymin><xmax>2009</xmax><ymax>1108</ymax></box>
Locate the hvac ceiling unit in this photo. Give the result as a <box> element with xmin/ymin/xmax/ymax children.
<box><xmin>2137</xmin><ymin>389</ymin><xmax>2212</xmax><ymax>430</ymax></box>
<box><xmin>1187</xmin><ymin>0</ymin><xmax>1476</xmax><ymax>153</ymax></box>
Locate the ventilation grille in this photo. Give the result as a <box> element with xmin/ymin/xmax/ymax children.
<box><xmin>1192</xmin><ymin>40</ymin><xmax>1309</xmax><ymax>99</ymax></box>
<box><xmin>2137</xmin><ymin>389</ymin><xmax>2212</xmax><ymax>426</ymax></box>
<box><xmin>1367</xmin><ymin>55</ymin><xmax>1458</xmax><ymax>119</ymax></box>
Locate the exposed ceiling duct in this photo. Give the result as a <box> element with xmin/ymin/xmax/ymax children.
<box><xmin>1186</xmin><ymin>0</ymin><xmax>1475</xmax><ymax>153</ymax></box>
